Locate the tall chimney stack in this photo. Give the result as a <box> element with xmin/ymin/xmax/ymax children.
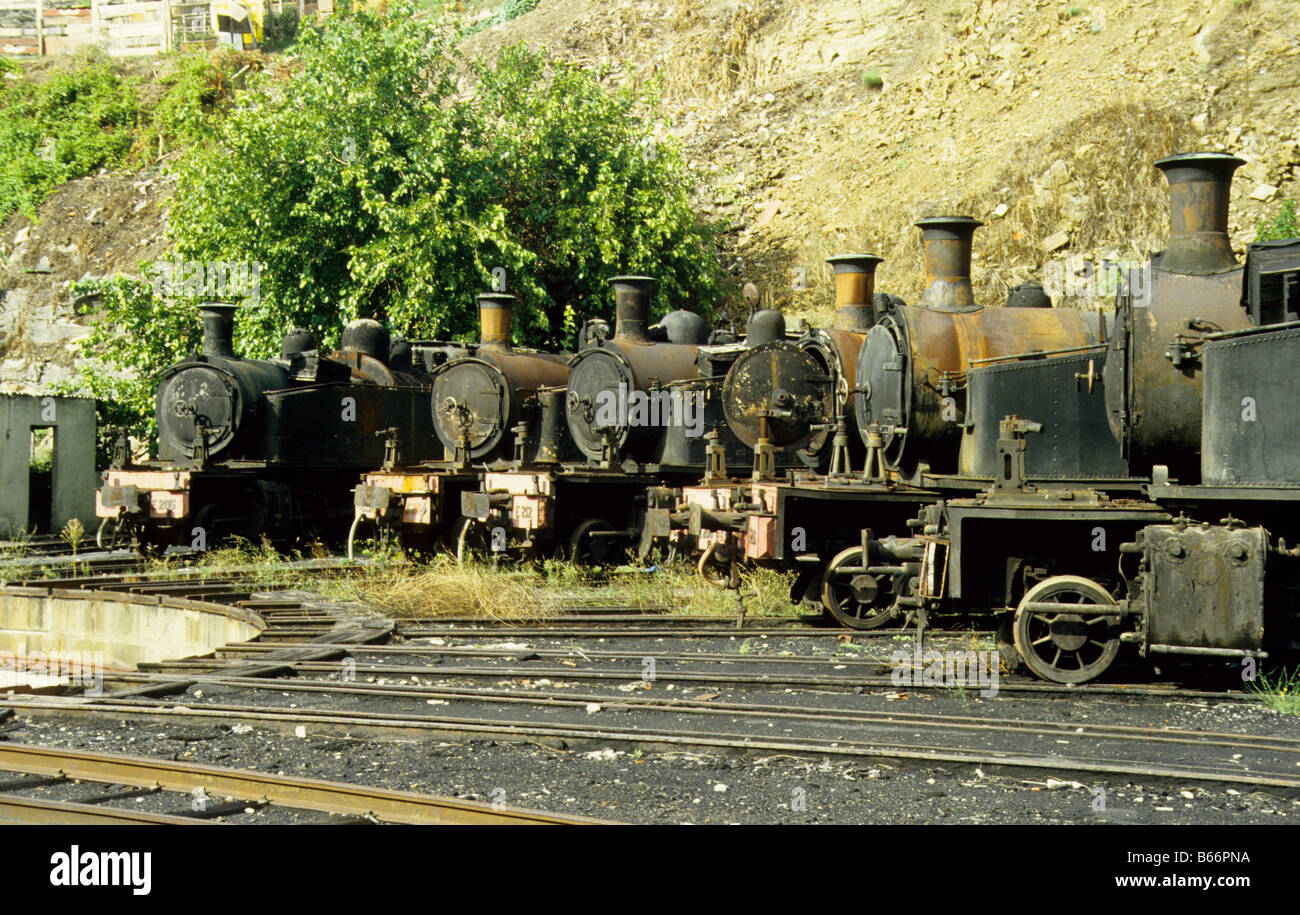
<box><xmin>916</xmin><ymin>216</ymin><xmax>982</xmax><ymax>312</ymax></box>
<box><xmin>610</xmin><ymin>276</ymin><xmax>657</xmax><ymax>342</ymax></box>
<box><xmin>477</xmin><ymin>292</ymin><xmax>515</xmax><ymax>350</ymax></box>
<box><xmin>827</xmin><ymin>254</ymin><xmax>883</xmax><ymax>332</ymax></box>
<box><xmin>1154</xmin><ymin>151</ymin><xmax>1244</xmax><ymax>275</ymax></box>
<box><xmin>200</xmin><ymin>303</ymin><xmax>237</xmax><ymax>359</ymax></box>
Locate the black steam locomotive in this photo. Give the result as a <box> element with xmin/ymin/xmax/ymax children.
<box><xmin>97</xmin><ymin>304</ymin><xmax>452</xmax><ymax>550</ymax></box>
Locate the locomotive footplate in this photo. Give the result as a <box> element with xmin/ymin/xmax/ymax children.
<box><xmin>674</xmin><ymin>479</ymin><xmax>940</xmax><ymax>564</ymax></box>
<box><xmin>943</xmin><ymin>490</ymin><xmax>1170</xmax><ymax>604</ymax></box>
<box><xmin>97</xmin><ymin>469</ymin><xmax>194</xmax><ymax>520</ymax></box>
<box><xmin>354</xmin><ymin>468</ymin><xmax>479</xmax><ymax>527</ymax></box>
<box><xmin>460</xmin><ymin>467</ymin><xmax>671</xmax><ymax>558</ymax></box>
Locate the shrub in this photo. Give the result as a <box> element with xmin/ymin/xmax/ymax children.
<box><xmin>167</xmin><ymin>3</ymin><xmax>726</xmax><ymax>353</ymax></box>
<box><xmin>1255</xmin><ymin>198</ymin><xmax>1298</xmax><ymax>243</ymax></box>
<box><xmin>0</xmin><ymin>60</ymin><xmax>138</xmax><ymax>219</ymax></box>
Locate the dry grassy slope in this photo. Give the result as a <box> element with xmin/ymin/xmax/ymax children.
<box><xmin>464</xmin><ymin>0</ymin><xmax>1300</xmax><ymax>323</ymax></box>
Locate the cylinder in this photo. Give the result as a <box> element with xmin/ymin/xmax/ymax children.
<box><xmin>1154</xmin><ymin>152</ymin><xmax>1244</xmax><ymax>276</ymax></box>
<box><xmin>611</xmin><ymin>276</ymin><xmax>657</xmax><ymax>342</ymax></box>
<box><xmin>478</xmin><ymin>292</ymin><xmax>515</xmax><ymax>350</ymax></box>
<box><xmin>200</xmin><ymin>303</ymin><xmax>237</xmax><ymax>359</ymax></box>
<box><xmin>826</xmin><ymin>254</ymin><xmax>883</xmax><ymax>332</ymax></box>
<box><xmin>916</xmin><ymin>216</ymin><xmax>982</xmax><ymax>312</ymax></box>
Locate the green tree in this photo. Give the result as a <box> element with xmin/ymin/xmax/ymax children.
<box><xmin>1256</xmin><ymin>199</ymin><xmax>1298</xmax><ymax>242</ymax></box>
<box><xmin>168</xmin><ymin>3</ymin><xmax>726</xmax><ymax>353</ymax></box>
<box><xmin>62</xmin><ymin>276</ymin><xmax>199</xmax><ymax>460</ymax></box>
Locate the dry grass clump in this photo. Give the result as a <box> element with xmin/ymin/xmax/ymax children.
<box><xmin>605</xmin><ymin>563</ymin><xmax>800</xmax><ymax>617</ymax></box>
<box><xmin>347</xmin><ymin>559</ymin><xmax>563</xmax><ymax>620</ymax></box>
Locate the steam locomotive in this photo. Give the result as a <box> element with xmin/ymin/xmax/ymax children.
<box><xmin>96</xmin><ymin>305</ymin><xmax>453</xmax><ymax>550</ymax></box>
<box><xmin>99</xmin><ymin>147</ymin><xmax>1300</xmax><ymax>684</ymax></box>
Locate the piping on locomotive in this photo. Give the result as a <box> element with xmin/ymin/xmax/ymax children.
<box><xmin>665</xmin><ymin>212</ymin><xmax>1112</xmax><ymax>594</ymax></box>
<box><xmin>808</xmin><ymin>152</ymin><xmax>1300</xmax><ymax>683</ymax></box>
<box><xmin>97</xmin><ymin>305</ymin><xmax>451</xmax><ymax>552</ymax></box>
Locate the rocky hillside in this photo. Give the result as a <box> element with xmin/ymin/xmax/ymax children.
<box><xmin>463</xmin><ymin>0</ymin><xmax>1300</xmax><ymax>319</ymax></box>
<box><xmin>2</xmin><ymin>0</ymin><xmax>1298</xmax><ymax>392</ymax></box>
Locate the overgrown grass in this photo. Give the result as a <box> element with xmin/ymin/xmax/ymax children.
<box><xmin>1246</xmin><ymin>666</ymin><xmax>1300</xmax><ymax>716</ymax></box>
<box><xmin>122</xmin><ymin>544</ymin><xmax>806</xmax><ymax>620</ymax></box>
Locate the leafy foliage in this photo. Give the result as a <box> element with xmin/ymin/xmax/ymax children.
<box><xmin>60</xmin><ymin>276</ymin><xmax>200</xmax><ymax>460</ymax></box>
<box><xmin>0</xmin><ymin>60</ymin><xmax>138</xmax><ymax>219</ymax></box>
<box><xmin>0</xmin><ymin>50</ymin><xmax>253</xmax><ymax>222</ymax></box>
<box><xmin>144</xmin><ymin>50</ymin><xmax>250</xmax><ymax>154</ymax></box>
<box><xmin>1255</xmin><ymin>199</ymin><xmax>1298</xmax><ymax>243</ymax></box>
<box><xmin>168</xmin><ymin>3</ymin><xmax>726</xmax><ymax>352</ymax></box>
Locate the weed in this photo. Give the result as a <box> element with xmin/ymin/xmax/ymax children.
<box><xmin>1246</xmin><ymin>666</ymin><xmax>1300</xmax><ymax>716</ymax></box>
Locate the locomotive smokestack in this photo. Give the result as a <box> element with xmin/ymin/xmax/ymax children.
<box><xmin>200</xmin><ymin>303</ymin><xmax>237</xmax><ymax>359</ymax></box>
<box><xmin>611</xmin><ymin>276</ymin><xmax>657</xmax><ymax>342</ymax></box>
<box><xmin>477</xmin><ymin>292</ymin><xmax>515</xmax><ymax>350</ymax></box>
<box><xmin>826</xmin><ymin>254</ymin><xmax>883</xmax><ymax>332</ymax></box>
<box><xmin>1154</xmin><ymin>151</ymin><xmax>1244</xmax><ymax>275</ymax></box>
<box><xmin>916</xmin><ymin>216</ymin><xmax>982</xmax><ymax>312</ymax></box>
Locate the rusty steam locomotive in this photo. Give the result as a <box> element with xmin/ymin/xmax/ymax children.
<box><xmin>98</xmin><ymin>149</ymin><xmax>1300</xmax><ymax>684</ymax></box>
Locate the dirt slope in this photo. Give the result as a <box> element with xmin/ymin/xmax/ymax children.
<box><xmin>464</xmin><ymin>0</ymin><xmax>1300</xmax><ymax>320</ymax></box>
<box><xmin>2</xmin><ymin>0</ymin><xmax>1298</xmax><ymax>393</ymax></box>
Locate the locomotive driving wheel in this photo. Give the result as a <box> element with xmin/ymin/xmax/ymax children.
<box><xmin>821</xmin><ymin>546</ymin><xmax>899</xmax><ymax>630</ymax></box>
<box><xmin>1013</xmin><ymin>575</ymin><xmax>1121</xmax><ymax>684</ymax></box>
<box><xmin>568</xmin><ymin>519</ymin><xmax>621</xmax><ymax>566</ymax></box>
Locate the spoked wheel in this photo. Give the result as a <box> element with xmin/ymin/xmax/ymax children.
<box><xmin>454</xmin><ymin>516</ymin><xmax>498</xmax><ymax>565</ymax></box>
<box><xmin>821</xmin><ymin>546</ymin><xmax>899</xmax><ymax>630</ymax></box>
<box><xmin>568</xmin><ymin>519</ymin><xmax>622</xmax><ymax>566</ymax></box>
<box><xmin>1013</xmin><ymin>575</ymin><xmax>1121</xmax><ymax>684</ymax></box>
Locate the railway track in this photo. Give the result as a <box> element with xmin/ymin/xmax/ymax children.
<box><xmin>0</xmin><ymin>742</ymin><xmax>604</xmax><ymax>825</ymax></box>
<box><xmin>2</xmin><ymin>567</ymin><xmax>1291</xmax><ymax>818</ymax></box>
<box><xmin>7</xmin><ymin>691</ymin><xmax>1296</xmax><ymax>793</ymax></box>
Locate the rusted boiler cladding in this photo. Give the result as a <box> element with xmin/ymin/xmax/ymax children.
<box><xmin>430</xmin><ymin>292</ymin><xmax>570</xmax><ymax>464</ymax></box>
<box><xmin>564</xmin><ymin>277</ymin><xmax>705</xmax><ymax>463</ymax></box>
<box><xmin>1102</xmin><ymin>152</ymin><xmax>1253</xmax><ymax>480</ymax></box>
<box><xmin>855</xmin><ymin>217</ymin><xmax>1102</xmax><ymax>474</ymax></box>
